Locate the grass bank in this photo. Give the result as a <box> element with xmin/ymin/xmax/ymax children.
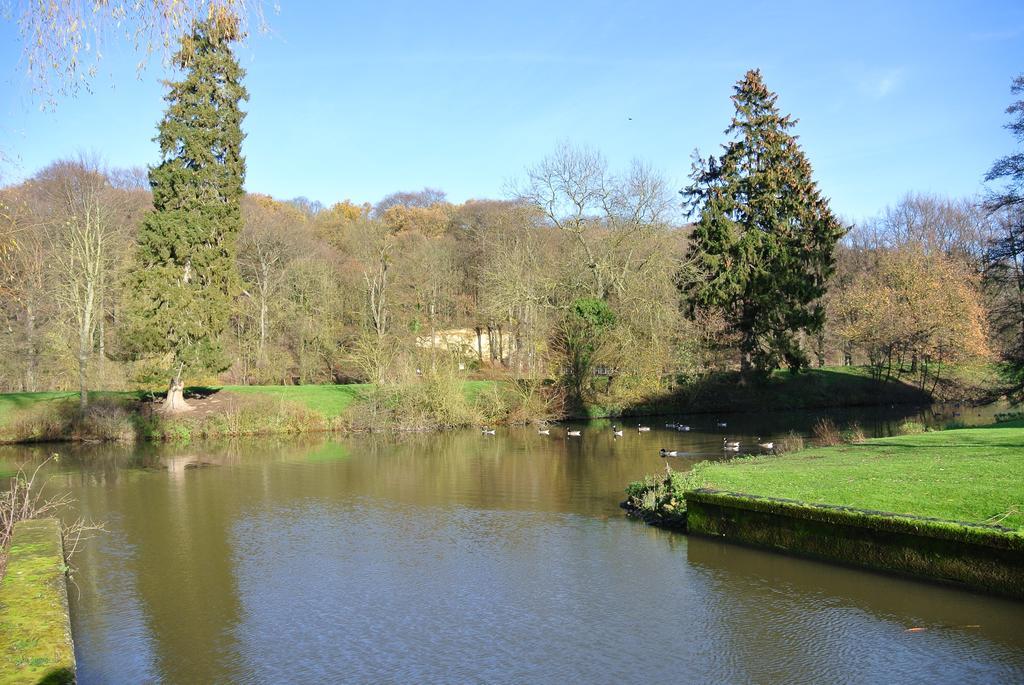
<box><xmin>0</xmin><ymin>365</ymin><xmax>1002</xmax><ymax>444</ymax></box>
<box><xmin>625</xmin><ymin>420</ymin><xmax>1024</xmax><ymax>530</ymax></box>
<box><xmin>624</xmin><ymin>420</ymin><xmax>1024</xmax><ymax>595</ymax></box>
<box><xmin>0</xmin><ymin>376</ymin><xmax>550</xmax><ymax>444</ymax></box>
<box><xmin>682</xmin><ymin>420</ymin><xmax>1024</xmax><ymax>528</ymax></box>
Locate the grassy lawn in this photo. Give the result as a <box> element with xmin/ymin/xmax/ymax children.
<box><xmin>0</xmin><ymin>392</ymin><xmax>79</xmax><ymax>425</ymax></box>
<box><xmin>227</xmin><ymin>380</ymin><xmax>505</xmax><ymax>417</ymax></box>
<box><xmin>0</xmin><ymin>390</ymin><xmax>143</xmax><ymax>427</ymax></box>
<box><xmin>686</xmin><ymin>420</ymin><xmax>1024</xmax><ymax>530</ymax></box>
<box><xmin>460</xmin><ymin>379</ymin><xmax>506</xmax><ymax>403</ymax></box>
<box><xmin>0</xmin><ymin>381</ymin><xmax>506</xmax><ymax>429</ymax></box>
<box><xmin>224</xmin><ymin>384</ymin><xmax>371</xmax><ymax>418</ymax></box>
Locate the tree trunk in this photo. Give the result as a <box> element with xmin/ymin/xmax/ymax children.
<box><xmin>475</xmin><ymin>327</ymin><xmax>483</xmax><ymax>363</ymax></box>
<box><xmin>161</xmin><ymin>369</ymin><xmax>194</xmax><ymax>414</ymax></box>
<box><xmin>257</xmin><ymin>263</ymin><xmax>270</xmax><ymax>363</ymax></box>
<box><xmin>25</xmin><ymin>305</ymin><xmax>38</xmax><ymax>393</ymax></box>
<box><xmin>78</xmin><ymin>349</ymin><xmax>89</xmax><ymax>411</ymax></box>
<box><xmin>78</xmin><ymin>281</ymin><xmax>95</xmax><ymax>411</ymax></box>
<box><xmin>97</xmin><ymin>270</ymin><xmax>106</xmax><ymax>358</ymax></box>
<box><xmin>497</xmin><ymin>324</ymin><xmax>505</xmax><ymax>366</ymax></box>
<box><xmin>258</xmin><ymin>295</ymin><xmax>268</xmax><ymax>362</ymax></box>
<box><xmin>98</xmin><ymin>312</ymin><xmax>105</xmax><ymax>358</ymax></box>
<box><xmin>738</xmin><ymin>347</ymin><xmax>752</xmax><ymax>385</ymax></box>
<box><xmin>1012</xmin><ymin>228</ymin><xmax>1024</xmax><ymax>347</ymax></box>
<box><xmin>515</xmin><ymin>323</ymin><xmax>524</xmax><ymax>375</ymax></box>
<box><xmin>429</xmin><ymin>300</ymin><xmax>436</xmax><ymax>370</ymax></box>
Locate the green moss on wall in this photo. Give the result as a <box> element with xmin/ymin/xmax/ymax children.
<box><xmin>0</xmin><ymin>519</ymin><xmax>75</xmax><ymax>685</ymax></box>
<box><xmin>684</xmin><ymin>489</ymin><xmax>1024</xmax><ymax>599</ymax></box>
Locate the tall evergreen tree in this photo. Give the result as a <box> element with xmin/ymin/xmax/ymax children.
<box><xmin>682</xmin><ymin>69</ymin><xmax>846</xmax><ymax>375</ymax></box>
<box><xmin>983</xmin><ymin>74</ymin><xmax>1024</xmax><ymax>392</ymax></box>
<box><xmin>121</xmin><ymin>16</ymin><xmax>247</xmax><ymax>412</ymax></box>
<box><xmin>985</xmin><ymin>74</ymin><xmax>1024</xmax><ymax>212</ymax></box>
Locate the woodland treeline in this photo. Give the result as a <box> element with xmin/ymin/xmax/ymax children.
<box><xmin>0</xmin><ymin>25</ymin><xmax>1021</xmax><ymax>409</ymax></box>
<box><xmin>0</xmin><ymin>164</ymin><xmax>1008</xmax><ymax>396</ymax></box>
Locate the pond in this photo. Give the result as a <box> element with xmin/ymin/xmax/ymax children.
<box><xmin>4</xmin><ymin>404</ymin><xmax>1023</xmax><ymax>683</ymax></box>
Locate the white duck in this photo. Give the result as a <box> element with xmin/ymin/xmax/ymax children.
<box><xmin>567</xmin><ymin>429</ymin><xmax>582</xmax><ymax>437</ymax></box>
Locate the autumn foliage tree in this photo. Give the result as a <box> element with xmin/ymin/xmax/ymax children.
<box><xmin>683</xmin><ymin>69</ymin><xmax>846</xmax><ymax>376</ymax></box>
<box><xmin>830</xmin><ymin>246</ymin><xmax>989</xmax><ymax>388</ymax></box>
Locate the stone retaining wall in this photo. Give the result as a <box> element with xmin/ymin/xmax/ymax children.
<box><xmin>684</xmin><ymin>488</ymin><xmax>1024</xmax><ymax>599</ymax></box>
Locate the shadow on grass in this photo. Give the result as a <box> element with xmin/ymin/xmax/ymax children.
<box><xmin>183</xmin><ymin>386</ymin><xmax>223</xmax><ymax>400</ymax></box>
<box><xmin>609</xmin><ymin>368</ymin><xmax>932</xmax><ymax>418</ymax></box>
<box><xmin>0</xmin><ymin>392</ymin><xmax>77</xmax><ymax>412</ymax></box>
<box><xmin>35</xmin><ymin>667</ymin><xmax>75</xmax><ymax>684</ymax></box>
<box><xmin>967</xmin><ymin>419</ymin><xmax>1024</xmax><ymax>430</ymax></box>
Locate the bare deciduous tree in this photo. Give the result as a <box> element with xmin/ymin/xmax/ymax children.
<box><xmin>39</xmin><ymin>158</ymin><xmax>129</xmax><ymax>409</ymax></box>
<box><xmin>514</xmin><ymin>142</ymin><xmax>676</xmax><ymax>299</ymax></box>
<box><xmin>850</xmin><ymin>193</ymin><xmax>992</xmax><ymax>269</ymax></box>
<box><xmin>239</xmin><ymin>195</ymin><xmax>307</xmax><ymax>366</ymax></box>
<box><xmin>358</xmin><ymin>222</ymin><xmax>393</xmax><ymax>339</ymax></box>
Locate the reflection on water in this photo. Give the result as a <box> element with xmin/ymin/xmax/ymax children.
<box><xmin>2</xmin><ymin>405</ymin><xmax>1021</xmax><ymax>684</ymax></box>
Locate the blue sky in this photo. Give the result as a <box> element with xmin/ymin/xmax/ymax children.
<box><xmin>1</xmin><ymin>0</ymin><xmax>1022</xmax><ymax>223</ymax></box>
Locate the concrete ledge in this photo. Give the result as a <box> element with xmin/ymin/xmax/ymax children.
<box><xmin>684</xmin><ymin>488</ymin><xmax>1024</xmax><ymax>599</ymax></box>
<box><xmin>0</xmin><ymin>519</ymin><xmax>75</xmax><ymax>684</ymax></box>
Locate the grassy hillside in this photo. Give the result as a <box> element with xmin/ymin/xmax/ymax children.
<box><xmin>599</xmin><ymin>365</ymin><xmax>934</xmax><ymax>419</ymax></box>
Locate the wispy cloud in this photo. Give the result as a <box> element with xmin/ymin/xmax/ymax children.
<box><xmin>854</xmin><ymin>67</ymin><xmax>907</xmax><ymax>100</ymax></box>
<box><xmin>968</xmin><ymin>27</ymin><xmax>1023</xmax><ymax>41</ymax></box>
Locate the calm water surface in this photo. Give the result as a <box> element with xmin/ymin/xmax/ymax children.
<box><xmin>4</xmin><ymin>405</ymin><xmax>1023</xmax><ymax>684</ymax></box>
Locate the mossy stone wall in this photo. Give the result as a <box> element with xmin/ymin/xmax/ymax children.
<box><xmin>0</xmin><ymin>518</ymin><xmax>75</xmax><ymax>684</ymax></box>
<box><xmin>684</xmin><ymin>489</ymin><xmax>1024</xmax><ymax>599</ymax></box>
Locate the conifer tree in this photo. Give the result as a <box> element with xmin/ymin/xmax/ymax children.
<box><xmin>682</xmin><ymin>69</ymin><xmax>845</xmax><ymax>375</ymax></box>
<box><xmin>121</xmin><ymin>15</ymin><xmax>247</xmax><ymax>412</ymax></box>
<box><xmin>984</xmin><ymin>74</ymin><xmax>1024</xmax><ymax>392</ymax></box>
